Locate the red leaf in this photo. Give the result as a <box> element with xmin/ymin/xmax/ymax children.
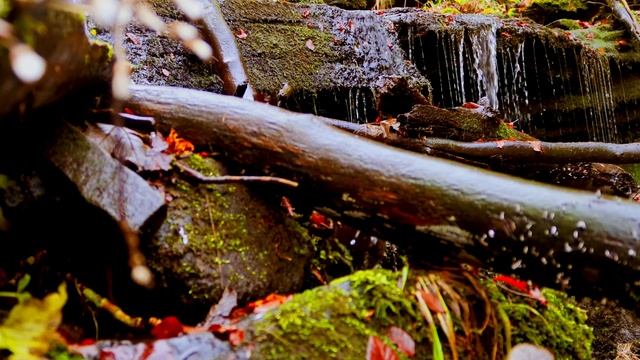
<box><xmin>528</xmin><ymin>140</ymin><xmax>543</xmax><ymax>152</ymax></box>
<box><xmin>229</xmin><ymin>329</ymin><xmax>245</xmax><ymax>346</ymax></box>
<box><xmin>306</xmin><ymin>39</ymin><xmax>315</xmax><ymax>51</ymax></box>
<box><xmin>235</xmin><ymin>29</ymin><xmax>248</xmax><ymax>39</ymax></box>
<box><xmin>151</xmin><ymin>316</ymin><xmax>185</xmax><ymax>339</ymax></box>
<box><xmin>310</xmin><ymin>211</ymin><xmax>333</xmax><ymax>229</ymax></box>
<box><xmin>578</xmin><ymin>20</ymin><xmax>592</xmax><ymax>28</ymax></box>
<box><xmin>462</xmin><ymin>102</ymin><xmax>480</xmax><ymax>109</ymax></box>
<box><xmin>494</xmin><ymin>275</ymin><xmax>529</xmax><ymax>293</ymax></box>
<box><xmin>418</xmin><ymin>290</ymin><xmax>444</xmax><ymax>313</ymax></box>
<box><xmin>367</xmin><ymin>336</ymin><xmax>399</xmax><ymax>360</ymax></box>
<box><xmin>387</xmin><ymin>327</ymin><xmax>415</xmax><ymax>357</ymax></box>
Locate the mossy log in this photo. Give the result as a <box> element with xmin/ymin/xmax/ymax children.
<box><xmin>125</xmin><ymin>85</ymin><xmax>640</xmax><ymax>293</ymax></box>
<box><xmin>0</xmin><ymin>5</ymin><xmax>111</xmax><ymax>117</ymax></box>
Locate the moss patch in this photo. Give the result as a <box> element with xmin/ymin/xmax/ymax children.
<box><xmin>485</xmin><ymin>280</ymin><xmax>593</xmax><ymax>359</ymax></box>
<box><xmin>253</xmin><ymin>269</ymin><xmax>423</xmax><ymax>359</ymax></box>
<box><xmin>222</xmin><ymin>0</ymin><xmax>339</xmax><ymax>93</ymax></box>
<box><xmin>0</xmin><ymin>0</ymin><xmax>10</xmax><ymax>19</ymax></box>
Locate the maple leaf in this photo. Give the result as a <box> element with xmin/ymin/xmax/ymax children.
<box><xmin>306</xmin><ymin>39</ymin><xmax>316</xmax><ymax>51</ymax></box>
<box><xmin>166</xmin><ymin>128</ymin><xmax>195</xmax><ymax>156</ymax></box>
<box><xmin>0</xmin><ymin>283</ymin><xmax>67</xmax><ymax>360</ymax></box>
<box><xmin>367</xmin><ymin>336</ymin><xmax>399</xmax><ymax>360</ymax></box>
<box><xmin>387</xmin><ymin>327</ymin><xmax>415</xmax><ymax>357</ymax></box>
<box><xmin>151</xmin><ymin>316</ymin><xmax>185</xmax><ymax>339</ymax></box>
<box><xmin>235</xmin><ymin>29</ymin><xmax>248</xmax><ymax>39</ymax></box>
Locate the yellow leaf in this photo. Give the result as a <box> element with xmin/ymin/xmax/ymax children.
<box><xmin>0</xmin><ymin>283</ymin><xmax>67</xmax><ymax>360</ymax></box>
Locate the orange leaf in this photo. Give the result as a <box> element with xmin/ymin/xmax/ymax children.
<box><xmin>367</xmin><ymin>336</ymin><xmax>399</xmax><ymax>360</ymax></box>
<box><xmin>419</xmin><ymin>290</ymin><xmax>444</xmax><ymax>313</ymax></box>
<box><xmin>528</xmin><ymin>140</ymin><xmax>542</xmax><ymax>152</ymax></box>
<box><xmin>387</xmin><ymin>327</ymin><xmax>415</xmax><ymax>357</ymax></box>
<box><xmin>151</xmin><ymin>316</ymin><xmax>185</xmax><ymax>339</ymax></box>
<box><xmin>165</xmin><ymin>128</ymin><xmax>194</xmax><ymax>156</ymax></box>
<box><xmin>306</xmin><ymin>39</ymin><xmax>315</xmax><ymax>51</ymax></box>
<box><xmin>462</xmin><ymin>102</ymin><xmax>480</xmax><ymax>109</ymax></box>
<box><xmin>228</xmin><ymin>329</ymin><xmax>245</xmax><ymax>346</ymax></box>
<box><xmin>235</xmin><ymin>29</ymin><xmax>248</xmax><ymax>39</ymax></box>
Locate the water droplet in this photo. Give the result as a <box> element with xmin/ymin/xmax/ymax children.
<box><xmin>550</xmin><ymin>226</ymin><xmax>558</xmax><ymax>236</ymax></box>
<box><xmin>523</xmin><ymin>246</ymin><xmax>529</xmax><ymax>254</ymax></box>
<box><xmin>629</xmin><ymin>249</ymin><xmax>637</xmax><ymax>257</ymax></box>
<box><xmin>350</xmin><ymin>239</ymin><xmax>356</xmax><ymax>246</ymax></box>
<box><xmin>541</xmin><ymin>257</ymin><xmax>548</xmax><ymax>265</ymax></box>
<box><xmin>512</xmin><ymin>259</ymin><xmax>523</xmax><ymax>270</ymax></box>
<box><xmin>572</xmin><ymin>230</ymin><xmax>579</xmax><ymax>239</ymax></box>
<box><xmin>576</xmin><ymin>220</ymin><xmax>587</xmax><ymax>230</ymax></box>
<box><xmin>488</xmin><ymin>229</ymin><xmax>495</xmax><ymax>238</ymax></box>
<box><xmin>564</xmin><ymin>242</ymin><xmax>572</xmax><ymax>252</ymax></box>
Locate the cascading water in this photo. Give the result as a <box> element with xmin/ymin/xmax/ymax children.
<box><xmin>398</xmin><ymin>12</ymin><xmax>621</xmax><ymax>142</ymax></box>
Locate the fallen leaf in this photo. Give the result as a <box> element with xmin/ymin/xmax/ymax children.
<box><xmin>528</xmin><ymin>140</ymin><xmax>542</xmax><ymax>152</ymax></box>
<box><xmin>366</xmin><ymin>335</ymin><xmax>399</xmax><ymax>360</ymax></box>
<box><xmin>85</xmin><ymin>124</ymin><xmax>174</xmax><ymax>171</ymax></box>
<box><xmin>235</xmin><ymin>28</ymin><xmax>248</xmax><ymax>39</ymax></box>
<box><xmin>462</xmin><ymin>102</ymin><xmax>480</xmax><ymax>109</ymax></box>
<box><xmin>202</xmin><ymin>287</ymin><xmax>238</xmax><ymax>328</ymax></box>
<box><xmin>495</xmin><ymin>140</ymin><xmax>505</xmax><ymax>149</ymax></box>
<box><xmin>387</xmin><ymin>327</ymin><xmax>415</xmax><ymax>357</ymax></box>
<box><xmin>418</xmin><ymin>289</ymin><xmax>444</xmax><ymax>313</ymax></box>
<box><xmin>0</xmin><ymin>283</ymin><xmax>67</xmax><ymax>360</ymax></box>
<box><xmin>494</xmin><ymin>274</ymin><xmax>529</xmax><ymax>293</ymax></box>
<box><xmin>306</xmin><ymin>39</ymin><xmax>315</xmax><ymax>51</ymax></box>
<box><xmin>310</xmin><ymin>211</ymin><xmax>333</xmax><ymax>229</ymax></box>
<box><xmin>125</xmin><ymin>32</ymin><xmax>142</xmax><ymax>45</ymax></box>
<box><xmin>151</xmin><ymin>316</ymin><xmax>185</xmax><ymax>339</ymax></box>
<box><xmin>161</xmin><ymin>68</ymin><xmax>170</xmax><ymax>77</ymax></box>
<box><xmin>165</xmin><ymin>128</ymin><xmax>195</xmax><ymax>156</ymax></box>
<box><xmin>577</xmin><ymin>20</ymin><xmax>591</xmax><ymax>29</ymax></box>
<box><xmin>228</xmin><ymin>329</ymin><xmax>245</xmax><ymax>346</ymax></box>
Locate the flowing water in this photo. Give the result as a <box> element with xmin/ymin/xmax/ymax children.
<box><xmin>399</xmin><ymin>13</ymin><xmax>621</xmax><ymax>142</ymax></box>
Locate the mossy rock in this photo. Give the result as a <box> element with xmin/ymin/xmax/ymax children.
<box><xmin>147</xmin><ymin>155</ymin><xmax>314</xmax><ymax>305</ymax></box>
<box><xmin>248</xmin><ymin>269</ymin><xmax>592</xmax><ymax>359</ymax></box>
<box><xmin>221</xmin><ymin>0</ymin><xmax>429</xmax><ymax>121</ymax></box>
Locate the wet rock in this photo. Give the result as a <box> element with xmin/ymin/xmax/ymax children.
<box><xmin>146</xmin><ymin>155</ymin><xmax>314</xmax><ymax>305</ymax></box>
<box><xmin>221</xmin><ymin>0</ymin><xmax>430</xmax><ymax>121</ymax></box>
<box><xmin>91</xmin><ymin>1</ymin><xmax>224</xmax><ymax>93</ymax></box>
<box><xmin>45</xmin><ymin>122</ymin><xmax>165</xmax><ymax>232</ymax></box>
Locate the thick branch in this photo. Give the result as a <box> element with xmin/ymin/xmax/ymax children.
<box><xmin>195</xmin><ymin>0</ymin><xmax>251</xmax><ymax>97</ymax></box>
<box><xmin>125</xmin><ymin>85</ymin><xmax>640</xmax><ymax>289</ymax></box>
<box><xmin>421</xmin><ymin>138</ymin><xmax>640</xmax><ymax>164</ymax></box>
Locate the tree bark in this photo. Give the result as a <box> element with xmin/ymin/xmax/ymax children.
<box><xmin>125</xmin><ymin>85</ymin><xmax>640</xmax><ymax>286</ymax></box>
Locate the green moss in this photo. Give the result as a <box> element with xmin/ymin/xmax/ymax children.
<box><xmin>183</xmin><ymin>154</ymin><xmax>220</xmax><ymax>177</ymax></box>
<box><xmin>485</xmin><ymin>280</ymin><xmax>593</xmax><ymax>359</ymax></box>
<box><xmin>253</xmin><ymin>269</ymin><xmax>423</xmax><ymax>359</ymax></box>
<box><xmin>288</xmin><ymin>0</ymin><xmax>367</xmax><ymax>9</ymax></box>
<box><xmin>530</xmin><ymin>0</ymin><xmax>588</xmax><ymax>13</ymax></box>
<box><xmin>622</xmin><ymin>163</ymin><xmax>640</xmax><ymax>184</ymax></box>
<box><xmin>495</xmin><ymin>122</ymin><xmax>535</xmax><ymax>140</ymax></box>
<box><xmin>222</xmin><ymin>0</ymin><xmax>339</xmax><ymax>93</ymax></box>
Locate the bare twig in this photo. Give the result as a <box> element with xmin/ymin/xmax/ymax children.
<box><xmin>175</xmin><ymin>160</ymin><xmax>299</xmax><ymax>187</ymax></box>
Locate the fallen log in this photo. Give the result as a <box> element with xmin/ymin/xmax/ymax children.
<box><xmin>125</xmin><ymin>85</ymin><xmax>640</xmax><ymax>292</ymax></box>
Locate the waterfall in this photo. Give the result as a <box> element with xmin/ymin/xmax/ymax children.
<box><xmin>403</xmin><ymin>13</ymin><xmax>621</xmax><ymax>142</ymax></box>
